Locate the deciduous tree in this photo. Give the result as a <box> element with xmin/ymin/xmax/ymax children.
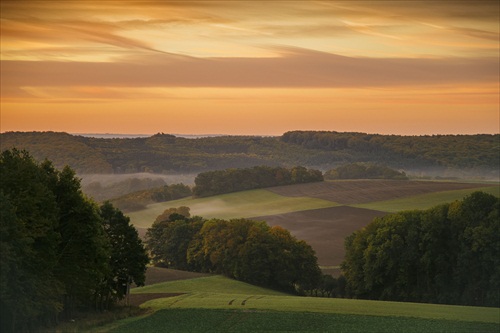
<box><xmin>99</xmin><ymin>202</ymin><xmax>149</xmax><ymax>306</ymax></box>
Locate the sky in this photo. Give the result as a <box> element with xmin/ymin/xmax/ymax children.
<box><xmin>1</xmin><ymin>0</ymin><xmax>499</xmax><ymax>136</ymax></box>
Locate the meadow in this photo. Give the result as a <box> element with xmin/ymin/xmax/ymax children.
<box><xmin>101</xmin><ymin>271</ymin><xmax>500</xmax><ymax>333</ymax></box>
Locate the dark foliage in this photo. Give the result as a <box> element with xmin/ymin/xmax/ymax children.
<box><xmin>193</xmin><ymin>165</ymin><xmax>323</xmax><ymax>197</ymax></box>
<box><xmin>0</xmin><ymin>149</ymin><xmax>148</xmax><ymax>332</ymax></box>
<box><xmin>342</xmin><ymin>191</ymin><xmax>499</xmax><ymax>307</ymax></box>
<box><xmin>145</xmin><ymin>214</ymin><xmax>322</xmax><ymax>293</ymax></box>
<box><xmin>309</xmin><ymin>274</ymin><xmax>347</xmax><ymax>298</ymax></box>
<box><xmin>99</xmin><ymin>202</ymin><xmax>149</xmax><ymax>307</ymax></box>
<box><xmin>1</xmin><ymin>131</ymin><xmax>498</xmax><ymax>175</ymax></box>
<box><xmin>281</xmin><ymin>131</ymin><xmax>499</xmax><ymax>170</ymax></box>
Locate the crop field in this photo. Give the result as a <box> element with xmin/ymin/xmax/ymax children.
<box><xmin>127</xmin><ymin>189</ymin><xmax>338</xmax><ymax>228</ymax></box>
<box><xmin>110</xmin><ymin>308</ymin><xmax>500</xmax><ymax>333</ymax></box>
<box><xmin>105</xmin><ymin>270</ymin><xmax>500</xmax><ymax>333</ymax></box>
<box><xmin>352</xmin><ymin>185</ymin><xmax>500</xmax><ymax>212</ymax></box>
<box><xmin>266</xmin><ymin>180</ymin><xmax>496</xmax><ymax>204</ymax></box>
<box><xmin>129</xmin><ymin>180</ymin><xmax>498</xmax><ymax>268</ymax></box>
<box><xmin>255</xmin><ymin>206</ymin><xmax>387</xmax><ymax>267</ymax></box>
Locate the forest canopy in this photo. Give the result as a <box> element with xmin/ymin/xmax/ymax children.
<box><xmin>342</xmin><ymin>191</ymin><xmax>499</xmax><ymax>307</ymax></box>
<box><xmin>0</xmin><ymin>149</ymin><xmax>148</xmax><ymax>332</ymax></box>
<box><xmin>145</xmin><ymin>211</ymin><xmax>322</xmax><ymax>293</ymax></box>
<box><xmin>1</xmin><ymin>131</ymin><xmax>498</xmax><ymax>176</ymax></box>
<box><xmin>193</xmin><ymin>165</ymin><xmax>323</xmax><ymax>197</ymax></box>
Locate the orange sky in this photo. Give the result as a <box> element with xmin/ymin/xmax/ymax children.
<box><xmin>1</xmin><ymin>1</ymin><xmax>499</xmax><ymax>135</ymax></box>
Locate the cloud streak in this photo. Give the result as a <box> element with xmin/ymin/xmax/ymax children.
<box><xmin>2</xmin><ymin>48</ymin><xmax>498</xmax><ymax>96</ymax></box>
<box><xmin>1</xmin><ymin>0</ymin><xmax>498</xmax><ymax>135</ymax></box>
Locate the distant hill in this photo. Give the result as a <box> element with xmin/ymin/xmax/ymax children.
<box><xmin>1</xmin><ymin>131</ymin><xmax>498</xmax><ymax>177</ymax></box>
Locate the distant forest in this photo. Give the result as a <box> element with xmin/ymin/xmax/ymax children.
<box><xmin>1</xmin><ymin>131</ymin><xmax>498</xmax><ymax>176</ymax></box>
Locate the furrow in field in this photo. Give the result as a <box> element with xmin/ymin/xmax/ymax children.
<box><xmin>267</xmin><ymin>180</ymin><xmax>497</xmax><ymax>204</ymax></box>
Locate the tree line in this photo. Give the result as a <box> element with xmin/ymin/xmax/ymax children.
<box><xmin>324</xmin><ymin>163</ymin><xmax>408</xmax><ymax>180</ymax></box>
<box><xmin>1</xmin><ymin>131</ymin><xmax>498</xmax><ymax>175</ymax></box>
<box><xmin>0</xmin><ymin>150</ymin><xmax>149</xmax><ymax>332</ymax></box>
<box><xmin>193</xmin><ymin>165</ymin><xmax>323</xmax><ymax>197</ymax></box>
<box><xmin>341</xmin><ymin>191</ymin><xmax>499</xmax><ymax>307</ymax></box>
<box><xmin>281</xmin><ymin>131</ymin><xmax>500</xmax><ymax>169</ymax></box>
<box><xmin>145</xmin><ymin>208</ymin><xmax>322</xmax><ymax>293</ymax></box>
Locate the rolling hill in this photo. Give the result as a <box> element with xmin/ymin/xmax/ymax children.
<box><xmin>129</xmin><ymin>180</ymin><xmax>499</xmax><ymax>270</ymax></box>
<box><xmin>1</xmin><ymin>131</ymin><xmax>498</xmax><ymax>177</ymax></box>
<box><xmin>100</xmin><ymin>267</ymin><xmax>500</xmax><ymax>333</ymax></box>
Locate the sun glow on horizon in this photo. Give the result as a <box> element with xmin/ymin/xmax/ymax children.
<box><xmin>1</xmin><ymin>0</ymin><xmax>499</xmax><ymax>135</ymax></box>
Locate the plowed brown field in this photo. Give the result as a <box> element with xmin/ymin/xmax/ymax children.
<box><xmin>267</xmin><ymin>180</ymin><xmax>490</xmax><ymax>204</ymax></box>
<box><xmin>135</xmin><ymin>180</ymin><xmax>497</xmax><ymax>278</ymax></box>
<box><xmin>255</xmin><ymin>206</ymin><xmax>387</xmax><ymax>269</ymax></box>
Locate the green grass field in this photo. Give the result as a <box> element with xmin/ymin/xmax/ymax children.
<box><xmin>106</xmin><ymin>275</ymin><xmax>500</xmax><ymax>332</ymax></box>
<box><xmin>351</xmin><ymin>185</ymin><xmax>500</xmax><ymax>212</ymax></box>
<box><xmin>109</xmin><ymin>308</ymin><xmax>499</xmax><ymax>333</ymax></box>
<box><xmin>132</xmin><ymin>275</ymin><xmax>287</xmax><ymax>296</ymax></box>
<box><xmin>127</xmin><ymin>189</ymin><xmax>338</xmax><ymax>228</ymax></box>
<box><xmin>116</xmin><ymin>182</ymin><xmax>500</xmax><ymax>331</ymax></box>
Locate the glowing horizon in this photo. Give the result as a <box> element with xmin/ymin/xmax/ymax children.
<box><xmin>1</xmin><ymin>1</ymin><xmax>499</xmax><ymax>136</ymax></box>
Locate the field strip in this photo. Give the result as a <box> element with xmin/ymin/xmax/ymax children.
<box><xmin>127</xmin><ymin>189</ymin><xmax>339</xmax><ymax>228</ymax></box>
<box><xmin>132</xmin><ymin>276</ymin><xmax>288</xmax><ymax>296</ymax></box>
<box><xmin>350</xmin><ymin>185</ymin><xmax>500</xmax><ymax>212</ymax></box>
<box><xmin>131</xmin><ymin>275</ymin><xmax>499</xmax><ymax>324</ymax></box>
<box><xmin>107</xmin><ymin>307</ymin><xmax>500</xmax><ymax>333</ymax></box>
<box><xmin>139</xmin><ymin>293</ymin><xmax>500</xmax><ymax>324</ymax></box>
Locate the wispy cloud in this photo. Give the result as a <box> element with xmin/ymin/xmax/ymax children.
<box><xmin>2</xmin><ymin>48</ymin><xmax>498</xmax><ymax>98</ymax></box>
<box><xmin>1</xmin><ymin>0</ymin><xmax>498</xmax><ymax>135</ymax></box>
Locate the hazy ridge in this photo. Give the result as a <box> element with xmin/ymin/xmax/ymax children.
<box><xmin>1</xmin><ymin>131</ymin><xmax>498</xmax><ymax>182</ymax></box>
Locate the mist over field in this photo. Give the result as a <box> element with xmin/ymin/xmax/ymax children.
<box><xmin>80</xmin><ymin>172</ymin><xmax>197</xmax><ymax>187</ymax></box>
<box><xmin>77</xmin><ymin>166</ymin><xmax>500</xmax><ymax>204</ymax></box>
<box><xmin>403</xmin><ymin>166</ymin><xmax>500</xmax><ymax>182</ymax></box>
<box><xmin>80</xmin><ymin>173</ymin><xmax>197</xmax><ymax>202</ymax></box>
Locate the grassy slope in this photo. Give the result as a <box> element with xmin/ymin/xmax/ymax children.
<box><xmin>138</xmin><ymin>290</ymin><xmax>499</xmax><ymax>323</ymax></box>
<box><xmin>132</xmin><ymin>275</ymin><xmax>288</xmax><ymax>296</ymax></box>
<box><xmin>108</xmin><ymin>275</ymin><xmax>499</xmax><ymax>333</ymax></box>
<box><xmin>127</xmin><ymin>189</ymin><xmax>338</xmax><ymax>228</ymax></box>
<box><xmin>352</xmin><ymin>185</ymin><xmax>500</xmax><ymax>212</ymax></box>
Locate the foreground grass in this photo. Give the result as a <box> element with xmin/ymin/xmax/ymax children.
<box><xmin>36</xmin><ymin>306</ymin><xmax>147</xmax><ymax>333</ymax></box>
<box><xmin>140</xmin><ymin>292</ymin><xmax>499</xmax><ymax>324</ymax></box>
<box><xmin>128</xmin><ymin>189</ymin><xmax>338</xmax><ymax>227</ymax></box>
<box><xmin>109</xmin><ymin>308</ymin><xmax>500</xmax><ymax>333</ymax></box>
<box><xmin>133</xmin><ymin>275</ymin><xmax>498</xmax><ymax>320</ymax></box>
<box><xmin>352</xmin><ymin>185</ymin><xmax>500</xmax><ymax>213</ymax></box>
<box><xmin>106</xmin><ymin>274</ymin><xmax>500</xmax><ymax>332</ymax></box>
